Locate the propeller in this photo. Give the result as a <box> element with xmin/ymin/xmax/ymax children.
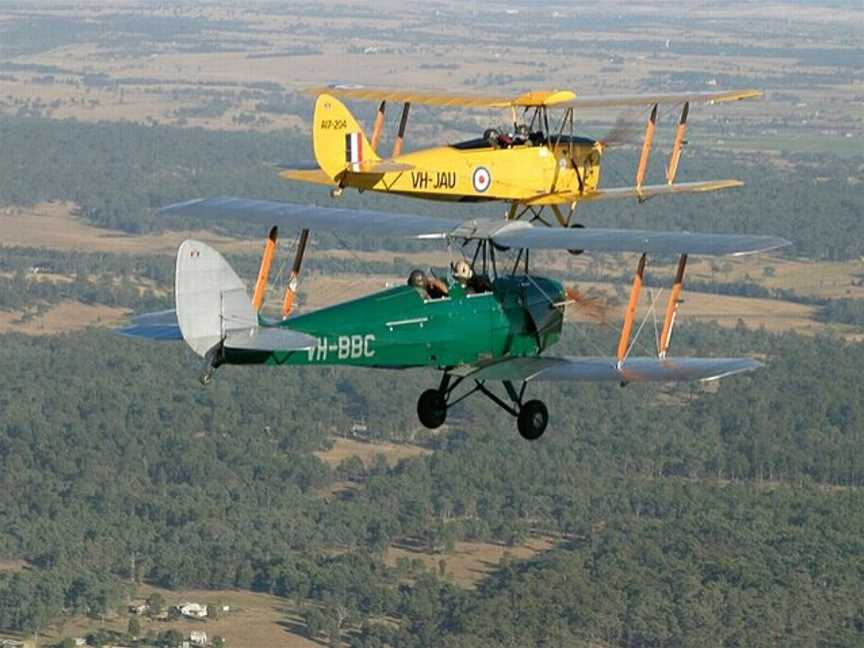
<box><xmin>562</xmin><ymin>286</ymin><xmax>610</xmax><ymax>324</ymax></box>
<box><xmin>595</xmin><ymin>114</ymin><xmax>642</xmax><ymax>151</ymax></box>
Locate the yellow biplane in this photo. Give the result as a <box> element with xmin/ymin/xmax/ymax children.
<box><xmin>281</xmin><ymin>86</ymin><xmax>760</xmax><ymax>227</ymax></box>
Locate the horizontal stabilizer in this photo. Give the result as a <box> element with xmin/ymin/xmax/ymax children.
<box><xmin>116</xmin><ymin>309</ymin><xmax>182</xmax><ymax>341</ymax></box>
<box><xmin>584</xmin><ymin>179</ymin><xmax>743</xmax><ymax>201</ymax></box>
<box><xmin>224</xmin><ymin>326</ymin><xmax>317</xmax><ymax>352</ymax></box>
<box><xmin>278</xmin><ymin>168</ymin><xmax>335</xmax><ymax>185</ymax></box>
<box><xmin>348</xmin><ymin>159</ymin><xmax>415</xmax><ymax>174</ymax></box>
<box><xmin>466</xmin><ymin>356</ymin><xmax>762</xmax><ymax>383</ymax></box>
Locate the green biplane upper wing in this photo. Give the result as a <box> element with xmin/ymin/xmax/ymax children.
<box><xmin>160</xmin><ymin>198</ymin><xmax>789</xmax><ymax>256</ymax></box>
<box><xmin>461</xmin><ymin>356</ymin><xmax>762</xmax><ymax>383</ymax></box>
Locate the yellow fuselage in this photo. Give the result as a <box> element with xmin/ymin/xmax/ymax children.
<box><xmin>345</xmin><ymin>141</ymin><xmax>601</xmax><ymax>205</ymax></box>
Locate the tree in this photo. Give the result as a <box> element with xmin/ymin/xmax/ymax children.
<box><xmin>147</xmin><ymin>592</ymin><xmax>165</xmax><ymax>617</ymax></box>
<box><xmin>128</xmin><ymin>616</ymin><xmax>141</xmax><ymax>638</ymax></box>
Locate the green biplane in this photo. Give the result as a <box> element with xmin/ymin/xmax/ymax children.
<box><xmin>121</xmin><ymin>198</ymin><xmax>788</xmax><ymax>440</ymax></box>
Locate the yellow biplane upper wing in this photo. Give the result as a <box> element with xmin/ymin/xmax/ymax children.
<box><xmin>306</xmin><ymin>86</ymin><xmax>761</xmax><ymax>109</ymax></box>
<box><xmin>305</xmin><ymin>86</ymin><xmax>512</xmax><ymax>108</ymax></box>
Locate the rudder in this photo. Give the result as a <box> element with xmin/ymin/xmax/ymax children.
<box><xmin>175</xmin><ymin>240</ymin><xmax>256</xmax><ymax>357</ymax></box>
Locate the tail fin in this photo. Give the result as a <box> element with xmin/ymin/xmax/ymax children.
<box><xmin>174</xmin><ymin>240</ymin><xmax>317</xmax><ymax>361</ymax></box>
<box><xmin>313</xmin><ymin>93</ymin><xmax>380</xmax><ymax>180</ymax></box>
<box><xmin>175</xmin><ymin>240</ymin><xmax>256</xmax><ymax>357</ymax></box>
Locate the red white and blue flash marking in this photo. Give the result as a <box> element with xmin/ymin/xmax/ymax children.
<box><xmin>345</xmin><ymin>132</ymin><xmax>363</xmax><ymax>171</ymax></box>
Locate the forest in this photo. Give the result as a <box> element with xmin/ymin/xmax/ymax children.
<box><xmin>1</xmin><ymin>323</ymin><xmax>864</xmax><ymax>645</ymax></box>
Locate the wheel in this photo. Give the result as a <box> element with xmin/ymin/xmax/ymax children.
<box><xmin>517</xmin><ymin>400</ymin><xmax>548</xmax><ymax>440</ymax></box>
<box><xmin>567</xmin><ymin>222</ymin><xmax>585</xmax><ymax>256</ymax></box>
<box><xmin>330</xmin><ymin>186</ymin><xmax>343</xmax><ymax>198</ymax></box>
<box><xmin>417</xmin><ymin>389</ymin><xmax>447</xmax><ymax>429</ymax></box>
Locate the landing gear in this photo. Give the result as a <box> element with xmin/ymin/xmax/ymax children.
<box><xmin>330</xmin><ymin>186</ymin><xmax>343</xmax><ymax>198</ymax></box>
<box><xmin>417</xmin><ymin>389</ymin><xmax>447</xmax><ymax>429</ymax></box>
<box><xmin>199</xmin><ymin>345</ymin><xmax>223</xmax><ymax>386</ymax></box>
<box><xmin>416</xmin><ymin>375</ymin><xmax>550</xmax><ymax>440</ymax></box>
<box><xmin>517</xmin><ymin>400</ymin><xmax>548</xmax><ymax>440</ymax></box>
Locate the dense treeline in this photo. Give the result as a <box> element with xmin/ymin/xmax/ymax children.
<box><xmin>1</xmin><ymin>324</ymin><xmax>864</xmax><ymax>644</ymax></box>
<box><xmin>1</xmin><ymin>115</ymin><xmax>862</xmax><ymax>258</ymax></box>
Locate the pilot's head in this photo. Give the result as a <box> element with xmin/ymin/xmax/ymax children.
<box><xmin>408</xmin><ymin>269</ymin><xmax>426</xmax><ymax>289</ymax></box>
<box><xmin>453</xmin><ymin>260</ymin><xmax>473</xmax><ymax>285</ymax></box>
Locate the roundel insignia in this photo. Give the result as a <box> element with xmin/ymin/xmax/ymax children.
<box><xmin>472</xmin><ymin>166</ymin><xmax>491</xmax><ymax>193</ymax></box>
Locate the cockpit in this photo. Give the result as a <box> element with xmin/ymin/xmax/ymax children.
<box><xmin>407</xmin><ymin>263</ymin><xmax>493</xmax><ymax>300</ymax></box>
<box><xmin>450</xmin><ymin>126</ymin><xmax>597</xmax><ymax>151</ymax></box>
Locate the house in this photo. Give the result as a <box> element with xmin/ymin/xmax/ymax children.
<box><xmin>128</xmin><ymin>601</ymin><xmax>149</xmax><ymax>615</ymax></box>
<box><xmin>190</xmin><ymin>631</ymin><xmax>208</xmax><ymax>646</ymax></box>
<box><xmin>177</xmin><ymin>601</ymin><xmax>208</xmax><ymax>618</ymax></box>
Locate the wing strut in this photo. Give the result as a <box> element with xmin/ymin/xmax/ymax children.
<box><xmin>281</xmin><ymin>228</ymin><xmax>310</xmax><ymax>319</ymax></box>
<box><xmin>252</xmin><ymin>226</ymin><xmax>278</xmax><ymax>311</ymax></box>
<box><xmin>370</xmin><ymin>100</ymin><xmax>386</xmax><ymax>153</ymax></box>
<box><xmin>635</xmin><ymin>104</ymin><xmax>657</xmax><ymax>192</ymax></box>
<box><xmin>666</xmin><ymin>102</ymin><xmax>689</xmax><ymax>184</ymax></box>
<box><xmin>658</xmin><ymin>254</ymin><xmax>687</xmax><ymax>357</ymax></box>
<box><xmin>392</xmin><ymin>102</ymin><xmax>411</xmax><ymax>157</ymax></box>
<box><xmin>616</xmin><ymin>253</ymin><xmax>647</xmax><ymax>368</ymax></box>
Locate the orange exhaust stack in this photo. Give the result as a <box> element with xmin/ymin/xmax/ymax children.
<box><xmin>252</xmin><ymin>226</ymin><xmax>278</xmax><ymax>311</ymax></box>
<box><xmin>281</xmin><ymin>228</ymin><xmax>310</xmax><ymax>319</ymax></box>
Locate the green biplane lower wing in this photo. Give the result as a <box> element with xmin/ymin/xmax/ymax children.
<box><xmin>461</xmin><ymin>356</ymin><xmax>762</xmax><ymax>383</ymax></box>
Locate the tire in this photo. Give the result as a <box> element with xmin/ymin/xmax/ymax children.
<box><xmin>517</xmin><ymin>400</ymin><xmax>548</xmax><ymax>440</ymax></box>
<box><xmin>567</xmin><ymin>222</ymin><xmax>585</xmax><ymax>256</ymax></box>
<box><xmin>417</xmin><ymin>389</ymin><xmax>447</xmax><ymax>429</ymax></box>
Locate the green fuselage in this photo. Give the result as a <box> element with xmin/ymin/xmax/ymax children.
<box><xmin>224</xmin><ymin>275</ymin><xmax>565</xmax><ymax>370</ymax></box>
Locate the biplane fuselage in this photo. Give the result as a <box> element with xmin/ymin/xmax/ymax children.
<box><xmin>223</xmin><ymin>275</ymin><xmax>564</xmax><ymax>369</ymax></box>
<box><xmin>280</xmin><ymin>88</ymin><xmax>761</xmax><ymax>216</ymax></box>
<box><xmin>340</xmin><ymin>138</ymin><xmax>601</xmax><ymax>205</ymax></box>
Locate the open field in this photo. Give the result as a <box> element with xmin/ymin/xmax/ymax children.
<box><xmin>0</xmin><ymin>203</ymin><xmax>258</xmax><ymax>255</ymax></box>
<box><xmin>0</xmin><ymin>559</ymin><xmax>29</xmax><ymax>574</ymax></box>
<box><xmin>314</xmin><ymin>436</ymin><xmax>431</xmax><ymax>468</ymax></box>
<box><xmin>34</xmin><ymin>585</ymin><xmax>320</xmax><ymax>648</ymax></box>
<box><xmin>384</xmin><ymin>536</ymin><xmax>558</xmax><ymax>590</ymax></box>
<box><xmin>0</xmin><ymin>301</ymin><xmax>128</xmax><ymax>335</ymax></box>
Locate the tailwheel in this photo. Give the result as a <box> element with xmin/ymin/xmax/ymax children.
<box><xmin>417</xmin><ymin>389</ymin><xmax>447</xmax><ymax>429</ymax></box>
<box><xmin>517</xmin><ymin>400</ymin><xmax>548</xmax><ymax>440</ymax></box>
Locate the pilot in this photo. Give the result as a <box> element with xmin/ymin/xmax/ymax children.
<box><xmin>408</xmin><ymin>269</ymin><xmax>448</xmax><ymax>299</ymax></box>
<box><xmin>452</xmin><ymin>259</ymin><xmax>473</xmax><ymax>289</ymax></box>
<box><xmin>512</xmin><ymin>124</ymin><xmax>530</xmax><ymax>145</ymax></box>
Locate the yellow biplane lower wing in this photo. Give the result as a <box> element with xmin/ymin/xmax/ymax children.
<box><xmin>525</xmin><ymin>179</ymin><xmax>743</xmax><ymax>205</ymax></box>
